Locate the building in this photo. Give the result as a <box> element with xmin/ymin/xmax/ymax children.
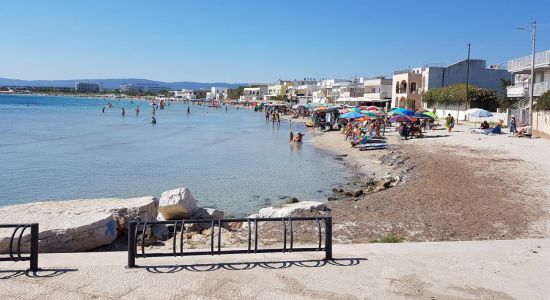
<box><xmin>75</xmin><ymin>82</ymin><xmax>102</xmax><ymax>93</ymax></box>
<box><xmin>422</xmin><ymin>59</ymin><xmax>510</xmax><ymax>94</ymax></box>
<box><xmin>392</xmin><ymin>59</ymin><xmax>511</xmax><ymax>110</ymax></box>
<box><xmin>362</xmin><ymin>77</ymin><xmax>393</xmax><ymax>102</ymax></box>
<box><xmin>240</xmin><ymin>86</ymin><xmax>267</xmax><ymax>102</ymax></box>
<box><xmin>392</xmin><ymin>68</ymin><xmax>423</xmax><ymax>109</ymax></box>
<box><xmin>120</xmin><ymin>83</ymin><xmax>169</xmax><ymax>94</ymax></box>
<box><xmin>506</xmin><ymin>49</ymin><xmax>550</xmax><ymax>124</ymax></box>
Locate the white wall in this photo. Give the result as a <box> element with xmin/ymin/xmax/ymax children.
<box><xmin>534</xmin><ymin>110</ymin><xmax>550</xmax><ymax>135</ymax></box>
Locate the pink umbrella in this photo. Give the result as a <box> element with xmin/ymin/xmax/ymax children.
<box><xmin>366</xmin><ymin>106</ymin><xmax>380</xmax><ymax>111</ymax></box>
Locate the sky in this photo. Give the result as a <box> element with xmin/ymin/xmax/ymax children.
<box><xmin>1</xmin><ymin>0</ymin><xmax>549</xmax><ymax>83</ymax></box>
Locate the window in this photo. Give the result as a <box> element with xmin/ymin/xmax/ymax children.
<box><xmin>410</xmin><ymin>82</ymin><xmax>417</xmax><ymax>93</ymax></box>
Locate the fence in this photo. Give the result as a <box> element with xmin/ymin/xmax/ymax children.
<box><xmin>127</xmin><ymin>217</ymin><xmax>332</xmax><ymax>268</ymax></box>
<box><xmin>0</xmin><ymin>223</ymin><xmax>39</xmax><ymax>271</ymax></box>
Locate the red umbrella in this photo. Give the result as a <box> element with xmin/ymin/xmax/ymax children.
<box><xmin>389</xmin><ymin>116</ymin><xmax>417</xmax><ymax>123</ymax></box>
<box><xmin>366</xmin><ymin>106</ymin><xmax>380</xmax><ymax>111</ymax></box>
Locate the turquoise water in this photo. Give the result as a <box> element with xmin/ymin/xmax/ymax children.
<box><xmin>0</xmin><ymin>94</ymin><xmax>348</xmax><ymax>216</ymax></box>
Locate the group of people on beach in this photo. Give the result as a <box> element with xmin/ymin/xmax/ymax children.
<box><xmin>265</xmin><ymin>109</ymin><xmax>281</xmax><ymax>126</ymax></box>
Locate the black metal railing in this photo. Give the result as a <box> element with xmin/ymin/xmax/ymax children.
<box><xmin>127</xmin><ymin>217</ymin><xmax>332</xmax><ymax>268</ymax></box>
<box><xmin>0</xmin><ymin>223</ymin><xmax>39</xmax><ymax>271</ymax></box>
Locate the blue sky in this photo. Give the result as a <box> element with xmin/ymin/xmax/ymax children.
<box><xmin>1</xmin><ymin>0</ymin><xmax>549</xmax><ymax>83</ymax></box>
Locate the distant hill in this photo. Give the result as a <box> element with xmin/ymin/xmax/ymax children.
<box><xmin>0</xmin><ymin>78</ymin><xmax>248</xmax><ymax>90</ymax></box>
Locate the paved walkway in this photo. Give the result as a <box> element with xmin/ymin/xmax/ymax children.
<box><xmin>1</xmin><ymin>239</ymin><xmax>548</xmax><ymax>299</ymax></box>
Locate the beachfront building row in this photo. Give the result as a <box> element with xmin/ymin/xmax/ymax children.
<box><xmin>174</xmin><ymin>89</ymin><xmax>207</xmax><ymax>100</ymax></box>
<box><xmin>391</xmin><ymin>59</ymin><xmax>510</xmax><ymax>110</ymax></box>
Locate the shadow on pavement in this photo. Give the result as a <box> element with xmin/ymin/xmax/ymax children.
<box><xmin>141</xmin><ymin>258</ymin><xmax>367</xmax><ymax>273</ymax></box>
<box><xmin>0</xmin><ymin>268</ymin><xmax>79</xmax><ymax>280</ymax></box>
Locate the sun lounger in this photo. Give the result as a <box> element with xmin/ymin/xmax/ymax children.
<box><xmin>357</xmin><ymin>143</ymin><xmax>387</xmax><ymax>151</ymax></box>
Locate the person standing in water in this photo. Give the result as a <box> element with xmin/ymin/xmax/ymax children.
<box><xmin>102</xmin><ymin>106</ymin><xmax>105</xmax><ymax>113</ymax></box>
<box><xmin>135</xmin><ymin>106</ymin><xmax>140</xmax><ymax>116</ymax></box>
<box><xmin>225</xmin><ymin>106</ymin><xmax>228</xmax><ymax>112</ymax></box>
<box><xmin>187</xmin><ymin>106</ymin><xmax>191</xmax><ymax>115</ymax></box>
<box><xmin>151</xmin><ymin>116</ymin><xmax>157</xmax><ymax>124</ymax></box>
<box><xmin>152</xmin><ymin>106</ymin><xmax>156</xmax><ymax>116</ymax></box>
<box><xmin>121</xmin><ymin>107</ymin><xmax>125</xmax><ymax>117</ymax></box>
<box><xmin>289</xmin><ymin>130</ymin><xmax>294</xmax><ymax>143</ymax></box>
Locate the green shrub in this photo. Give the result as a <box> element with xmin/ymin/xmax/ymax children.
<box><xmin>536</xmin><ymin>91</ymin><xmax>550</xmax><ymax>111</ymax></box>
<box><xmin>370</xmin><ymin>234</ymin><xmax>403</xmax><ymax>243</ymax></box>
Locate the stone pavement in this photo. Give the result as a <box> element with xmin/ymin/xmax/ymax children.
<box><xmin>1</xmin><ymin>239</ymin><xmax>548</xmax><ymax>299</ymax></box>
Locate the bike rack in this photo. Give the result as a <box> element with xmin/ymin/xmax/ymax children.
<box><xmin>0</xmin><ymin>223</ymin><xmax>39</xmax><ymax>271</ymax></box>
<box><xmin>127</xmin><ymin>216</ymin><xmax>332</xmax><ymax>268</ymax></box>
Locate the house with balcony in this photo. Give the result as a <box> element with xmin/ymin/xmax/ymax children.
<box><xmin>506</xmin><ymin>49</ymin><xmax>550</xmax><ymax>125</ymax></box>
<box><xmin>507</xmin><ymin>50</ymin><xmax>550</xmax><ymax>100</ymax></box>
<box><xmin>363</xmin><ymin>77</ymin><xmax>393</xmax><ymax>103</ymax></box>
<box><xmin>392</xmin><ymin>68</ymin><xmax>423</xmax><ymax>109</ymax></box>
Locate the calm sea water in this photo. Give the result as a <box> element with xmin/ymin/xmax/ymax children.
<box><xmin>0</xmin><ymin>94</ymin><xmax>348</xmax><ymax>216</ymax></box>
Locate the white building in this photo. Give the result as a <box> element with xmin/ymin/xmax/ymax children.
<box><xmin>240</xmin><ymin>86</ymin><xmax>267</xmax><ymax>102</ymax></box>
<box><xmin>506</xmin><ymin>49</ymin><xmax>550</xmax><ymax>124</ymax></box>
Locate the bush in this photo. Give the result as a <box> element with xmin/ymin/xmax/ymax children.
<box><xmin>423</xmin><ymin>84</ymin><xmax>499</xmax><ymax>111</ymax></box>
<box><xmin>536</xmin><ymin>91</ymin><xmax>550</xmax><ymax>111</ymax></box>
<box><xmin>370</xmin><ymin>234</ymin><xmax>403</xmax><ymax>243</ymax></box>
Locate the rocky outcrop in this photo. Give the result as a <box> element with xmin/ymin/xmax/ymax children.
<box><xmin>0</xmin><ymin>197</ymin><xmax>158</xmax><ymax>253</ymax></box>
<box><xmin>158</xmin><ymin>187</ymin><xmax>198</xmax><ymax>220</ymax></box>
<box><xmin>249</xmin><ymin>201</ymin><xmax>328</xmax><ymax>218</ymax></box>
<box><xmin>193</xmin><ymin>207</ymin><xmax>225</xmax><ymax>220</ymax></box>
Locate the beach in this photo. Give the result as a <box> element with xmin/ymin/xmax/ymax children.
<box><xmin>308</xmin><ymin>123</ymin><xmax>550</xmax><ymax>243</ymax></box>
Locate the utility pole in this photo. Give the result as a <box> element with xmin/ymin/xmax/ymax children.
<box><xmin>465</xmin><ymin>43</ymin><xmax>471</xmax><ymax>122</ymax></box>
<box><xmin>529</xmin><ymin>21</ymin><xmax>537</xmax><ymax>126</ymax></box>
<box><xmin>517</xmin><ymin>21</ymin><xmax>537</xmax><ymax>126</ymax></box>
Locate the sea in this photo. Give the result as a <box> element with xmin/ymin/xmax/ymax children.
<box><xmin>0</xmin><ymin>94</ymin><xmax>349</xmax><ymax>216</ymax></box>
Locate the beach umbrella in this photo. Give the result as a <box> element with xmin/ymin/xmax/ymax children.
<box><xmin>389</xmin><ymin>108</ymin><xmax>414</xmax><ymax>116</ymax></box>
<box><xmin>414</xmin><ymin>111</ymin><xmax>437</xmax><ymax>119</ymax></box>
<box><xmin>350</xmin><ymin>107</ymin><xmax>361</xmax><ymax>113</ymax></box>
<box><xmin>361</xmin><ymin>111</ymin><xmax>379</xmax><ymax>118</ymax></box>
<box><xmin>366</xmin><ymin>106</ymin><xmax>380</xmax><ymax>111</ymax></box>
<box><xmin>468</xmin><ymin>109</ymin><xmax>493</xmax><ymax>118</ymax></box>
<box><xmin>389</xmin><ymin>116</ymin><xmax>417</xmax><ymax>123</ymax></box>
<box><xmin>355</xmin><ymin>116</ymin><xmax>371</xmax><ymax>122</ymax></box>
<box><xmin>339</xmin><ymin>111</ymin><xmax>365</xmax><ymax>119</ymax></box>
<box><xmin>339</xmin><ymin>108</ymin><xmax>350</xmax><ymax>113</ymax></box>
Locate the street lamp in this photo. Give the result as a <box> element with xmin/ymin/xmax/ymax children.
<box><xmin>517</xmin><ymin>21</ymin><xmax>537</xmax><ymax>126</ymax></box>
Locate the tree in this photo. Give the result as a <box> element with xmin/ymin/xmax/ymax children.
<box><xmin>536</xmin><ymin>91</ymin><xmax>550</xmax><ymax>111</ymax></box>
<box><xmin>423</xmin><ymin>84</ymin><xmax>499</xmax><ymax>111</ymax></box>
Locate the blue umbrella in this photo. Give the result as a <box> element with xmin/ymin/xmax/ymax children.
<box><xmin>390</xmin><ymin>108</ymin><xmax>414</xmax><ymax>116</ymax></box>
<box><xmin>468</xmin><ymin>109</ymin><xmax>493</xmax><ymax>118</ymax></box>
<box><xmin>339</xmin><ymin>111</ymin><xmax>364</xmax><ymax>119</ymax></box>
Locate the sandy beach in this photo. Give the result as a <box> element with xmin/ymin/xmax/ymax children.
<box><xmin>308</xmin><ymin>123</ymin><xmax>550</xmax><ymax>243</ymax></box>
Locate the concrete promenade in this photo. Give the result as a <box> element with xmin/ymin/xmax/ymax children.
<box><xmin>1</xmin><ymin>239</ymin><xmax>548</xmax><ymax>299</ymax></box>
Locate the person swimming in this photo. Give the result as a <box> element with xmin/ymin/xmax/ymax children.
<box><xmin>294</xmin><ymin>131</ymin><xmax>304</xmax><ymax>143</ymax></box>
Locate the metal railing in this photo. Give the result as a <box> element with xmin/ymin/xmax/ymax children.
<box><xmin>0</xmin><ymin>224</ymin><xmax>39</xmax><ymax>271</ymax></box>
<box><xmin>127</xmin><ymin>217</ymin><xmax>332</xmax><ymax>268</ymax></box>
<box><xmin>508</xmin><ymin>50</ymin><xmax>550</xmax><ymax>72</ymax></box>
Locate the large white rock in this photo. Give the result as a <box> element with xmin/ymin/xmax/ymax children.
<box><xmin>251</xmin><ymin>201</ymin><xmax>328</xmax><ymax>218</ymax></box>
<box><xmin>158</xmin><ymin>187</ymin><xmax>198</xmax><ymax>220</ymax></box>
<box><xmin>0</xmin><ymin>197</ymin><xmax>158</xmax><ymax>253</ymax></box>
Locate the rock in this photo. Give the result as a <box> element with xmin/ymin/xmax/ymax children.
<box><xmin>151</xmin><ymin>224</ymin><xmax>170</xmax><ymax>240</ymax></box>
<box><xmin>137</xmin><ymin>224</ymin><xmax>169</xmax><ymax>246</ymax></box>
<box><xmin>364</xmin><ymin>177</ymin><xmax>375</xmax><ymax>186</ymax></box>
<box><xmin>327</xmin><ymin>196</ymin><xmax>337</xmax><ymax>201</ymax></box>
<box><xmin>331</xmin><ymin>188</ymin><xmax>338</xmax><ymax>193</ymax></box>
<box><xmin>373</xmin><ymin>178</ymin><xmax>394</xmax><ymax>192</ymax></box>
<box><xmin>0</xmin><ymin>197</ymin><xmax>158</xmax><ymax>253</ymax></box>
<box><xmin>352</xmin><ymin>189</ymin><xmax>364</xmax><ymax>197</ymax></box>
<box><xmin>287</xmin><ymin>197</ymin><xmax>299</xmax><ymax>204</ymax></box>
<box><xmin>193</xmin><ymin>207</ymin><xmax>225</xmax><ymax>220</ymax></box>
<box><xmin>337</xmin><ymin>188</ymin><xmax>344</xmax><ymax>193</ymax></box>
<box><xmin>251</xmin><ymin>201</ymin><xmax>329</xmax><ymax>218</ymax></box>
<box><xmin>183</xmin><ymin>223</ymin><xmax>202</xmax><ymax>233</ymax></box>
<box><xmin>344</xmin><ymin>192</ymin><xmax>353</xmax><ymax>197</ymax></box>
<box><xmin>158</xmin><ymin>187</ymin><xmax>198</xmax><ymax>220</ymax></box>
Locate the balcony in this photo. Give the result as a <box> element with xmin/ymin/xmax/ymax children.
<box><xmin>507</xmin><ymin>50</ymin><xmax>550</xmax><ymax>73</ymax></box>
<box><xmin>363</xmin><ymin>92</ymin><xmax>390</xmax><ymax>100</ymax></box>
<box><xmin>507</xmin><ymin>82</ymin><xmax>549</xmax><ymax>97</ymax></box>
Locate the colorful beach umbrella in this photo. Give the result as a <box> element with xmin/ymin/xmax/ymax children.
<box><xmin>366</xmin><ymin>106</ymin><xmax>380</xmax><ymax>111</ymax></box>
<box><xmin>389</xmin><ymin>108</ymin><xmax>414</xmax><ymax>116</ymax></box>
<box><xmin>339</xmin><ymin>111</ymin><xmax>365</xmax><ymax>119</ymax></box>
<box><xmin>361</xmin><ymin>111</ymin><xmax>379</xmax><ymax>118</ymax></box>
<box><xmin>422</xmin><ymin>111</ymin><xmax>438</xmax><ymax>119</ymax></box>
<box><xmin>389</xmin><ymin>116</ymin><xmax>417</xmax><ymax>123</ymax></box>
<box><xmin>355</xmin><ymin>116</ymin><xmax>371</xmax><ymax>122</ymax></box>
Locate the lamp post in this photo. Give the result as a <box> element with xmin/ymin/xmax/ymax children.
<box><xmin>517</xmin><ymin>21</ymin><xmax>537</xmax><ymax>126</ymax></box>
